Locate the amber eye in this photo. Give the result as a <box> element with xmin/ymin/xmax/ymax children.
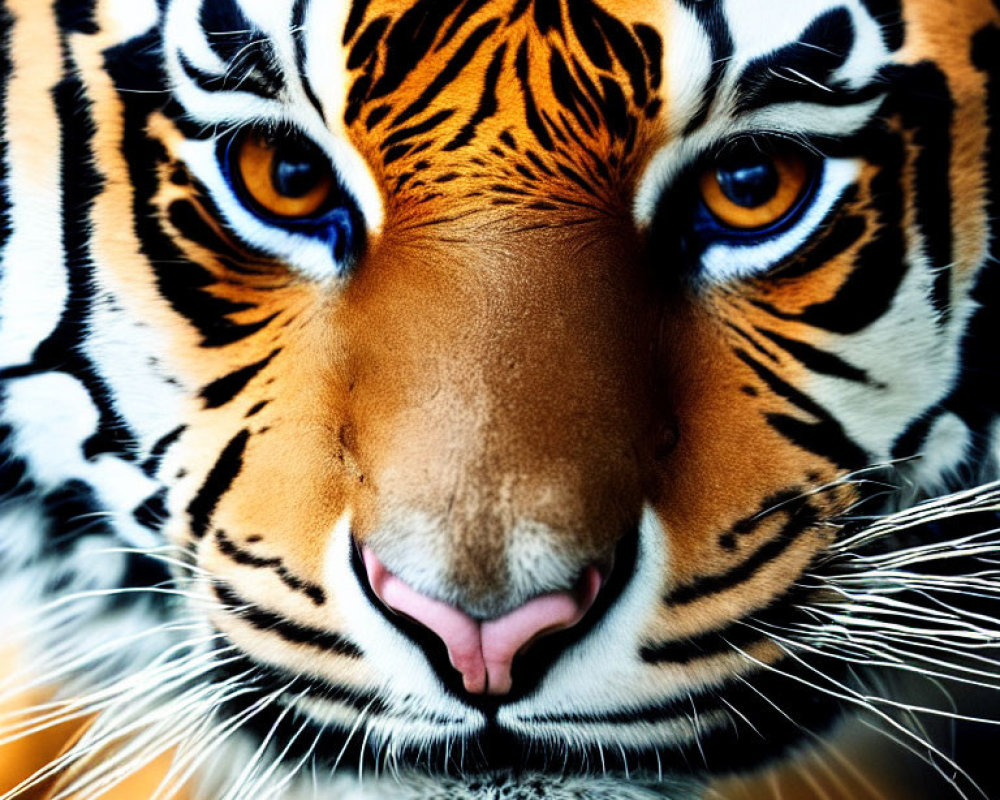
<box><xmin>232</xmin><ymin>130</ymin><xmax>335</xmax><ymax>220</ymax></box>
<box><xmin>699</xmin><ymin>147</ymin><xmax>812</xmax><ymax>231</ymax></box>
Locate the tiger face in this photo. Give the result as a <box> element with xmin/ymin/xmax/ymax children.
<box><xmin>1</xmin><ymin>0</ymin><xmax>999</xmax><ymax>797</ymax></box>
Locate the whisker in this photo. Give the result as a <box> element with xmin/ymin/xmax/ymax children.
<box><xmin>730</xmin><ymin>642</ymin><xmax>986</xmax><ymax>800</ymax></box>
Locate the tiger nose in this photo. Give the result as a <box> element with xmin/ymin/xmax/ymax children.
<box><xmin>362</xmin><ymin>549</ymin><xmax>603</xmax><ymax>695</ymax></box>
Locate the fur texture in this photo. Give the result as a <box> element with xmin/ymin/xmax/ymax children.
<box><xmin>0</xmin><ymin>0</ymin><xmax>999</xmax><ymax>798</ymax></box>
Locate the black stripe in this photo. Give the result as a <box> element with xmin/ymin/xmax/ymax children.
<box><xmin>214</xmin><ymin>655</ymin><xmax>390</xmax><ymax>719</ymax></box>
<box><xmin>598</xmin><ymin>75</ymin><xmax>629</xmax><ymax>141</ymax></box>
<box><xmin>437</xmin><ymin>0</ymin><xmax>492</xmax><ymax>52</ymax></box>
<box><xmin>725</xmin><ymin>322</ymin><xmax>780</xmax><ymax>363</ymax></box>
<box><xmin>198</xmin><ymin>0</ymin><xmax>254</xmax><ymax>64</ymax></box>
<box><xmin>783</xmin><ymin>62</ymin><xmax>953</xmax><ymax>335</ymax></box>
<box><xmin>548</xmin><ymin>49</ymin><xmax>598</xmax><ymax>135</ymax></box>
<box><xmin>555</xmin><ymin>163</ymin><xmax>594</xmax><ymax>195</ymax></box>
<box><xmin>795</xmin><ymin>125</ymin><xmax>907</xmax><ymax>334</ymax></box>
<box><xmin>525</xmin><ymin>149</ymin><xmax>554</xmax><ymax>177</ymax></box>
<box><xmin>737</xmin><ymin>349</ymin><xmax>868</xmax><ymax>469</ymax></box>
<box><xmin>55</xmin><ymin>0</ymin><xmax>98</xmax><ymax>34</ymax></box>
<box><xmin>665</xmin><ymin>492</ymin><xmax>820</xmax><ymax>605</ymax></box>
<box><xmin>645</xmin><ymin>569</ymin><xmax>825</xmax><ymax>665</ymax></box>
<box><xmin>214</xmin><ymin>583</ymin><xmax>360</xmax><ymax>656</ymax></box>
<box><xmin>365</xmin><ymin>104</ymin><xmax>391</xmax><ymax>129</ymax></box>
<box><xmin>769</xmin><ymin>203</ymin><xmax>865</xmax><ymax>281</ymax></box>
<box><xmin>0</xmin><ymin>421</ymin><xmax>35</xmax><ymax>501</ymax></box>
<box><xmin>245</xmin><ymin>400</ymin><xmax>269</xmax><ymax>418</ymax></box>
<box><xmin>344</xmin><ymin>72</ymin><xmax>372</xmax><ymax>127</ymax></box>
<box><xmin>530</xmin><ymin>690</ymin><xmax>731</xmax><ymax>726</ymax></box>
<box><xmin>383</xmin><ymin>143</ymin><xmax>413</xmax><ymax>165</ymax></box>
<box><xmin>633</xmin><ymin>24</ymin><xmax>663</xmax><ymax>91</ymax></box>
<box><xmin>507</xmin><ymin>0</ymin><xmax>531</xmax><ymax>26</ymax></box>
<box><xmin>389</xmin><ymin>17</ymin><xmax>499</xmax><ymax>129</ymax></box>
<box><xmin>567</xmin><ymin>54</ymin><xmax>605</xmax><ymax>130</ymax></box>
<box><xmin>566</xmin><ymin>0</ymin><xmax>610</xmax><ymax>70</ymax></box>
<box><xmin>665</xmin><ymin>514</ymin><xmax>815</xmax><ymax>606</ymax></box>
<box><xmin>197</xmin><ymin>0</ymin><xmax>284</xmax><ymax>98</ymax></box>
<box><xmin>490</xmin><ymin>183</ymin><xmax>529</xmax><ymax>196</ymax></box>
<box><xmin>556</xmin><ymin>108</ymin><xmax>598</xmax><ymax>160</ymax></box>
<box><xmin>291</xmin><ymin>0</ymin><xmax>325</xmax><ymax>122</ymax></box>
<box><xmin>754</xmin><ymin>327</ymin><xmax>875</xmax><ymax>385</ymax></box>
<box><xmin>680</xmin><ymin>0</ymin><xmax>733</xmax><ymax>134</ymax></box>
<box><xmin>342</xmin><ymin>0</ymin><xmax>373</xmax><ymax>45</ymax></box>
<box><xmin>444</xmin><ymin>42</ymin><xmax>506</xmax><ymax>150</ymax></box>
<box><xmin>43</xmin><ymin>479</ymin><xmax>113</xmax><ymax>553</ymax></box>
<box><xmin>531</xmin><ymin>0</ymin><xmax>561</xmax><ymax>35</ymax></box>
<box><xmin>523</xmin><ymin>652</ymin><xmax>842</xmax><ymax>776</ymax></box>
<box><xmin>0</xmin><ymin>4</ymin><xmax>12</xmax><ymax>260</ymax></box>
<box><xmin>28</xmin><ymin>19</ymin><xmax>139</xmax><ymax>461</ymax></box>
<box><xmin>177</xmin><ymin>51</ymin><xmax>280</xmax><ymax>102</ymax></box>
<box><xmin>885</xmin><ymin>62</ymin><xmax>955</xmax><ymax>322</ymax></box>
<box><xmin>733</xmin><ymin>9</ymin><xmax>883</xmax><ymax>114</ymax></box>
<box><xmin>890</xmin><ymin>407</ymin><xmax>941</xmax><ymax>461</ymax></box>
<box><xmin>141</xmin><ymin>424</ymin><xmax>187</xmax><ymax>477</ymax></box>
<box><xmin>200</xmin><ymin>349</ymin><xmax>280</xmax><ymax>409</ymax></box>
<box><xmin>640</xmin><ymin>622</ymin><xmax>766</xmax><ymax>665</ymax></box>
<box><xmin>215</xmin><ymin>529</ymin><xmax>326</xmax><ymax>605</ymax></box>
<box><xmin>515</xmin><ymin>39</ymin><xmax>554</xmax><ymax>151</ymax></box>
<box><xmin>186</xmin><ymin>429</ymin><xmax>249</xmax><ymax>539</ymax></box>
<box><xmin>133</xmin><ymin>487</ymin><xmax>168</xmax><ymax>532</ymax></box>
<box><xmin>346</xmin><ymin>15</ymin><xmax>389</xmax><ymax>71</ymax></box>
<box><xmin>166</xmin><ymin>196</ymin><xmax>274</xmax><ymax>271</ymax></box>
<box><xmin>591</xmin><ymin>3</ymin><xmax>648</xmax><ymax>108</ymax></box>
<box><xmin>368</xmin><ymin>0</ymin><xmax>466</xmax><ymax>100</ymax></box>
<box><xmin>381</xmin><ymin>107</ymin><xmax>456</xmax><ymax>150</ymax></box>
<box><xmin>540</xmin><ymin>109</ymin><xmax>567</xmax><ymax>145</ymax></box>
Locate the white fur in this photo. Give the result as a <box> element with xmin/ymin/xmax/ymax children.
<box><xmin>0</xmin><ymin>2</ymin><xmax>68</xmax><ymax>369</ymax></box>
<box><xmin>84</xmin><ymin>294</ymin><xmax>189</xmax><ymax>457</ymax></box>
<box><xmin>3</xmin><ymin>372</ymin><xmax>162</xmax><ymax>549</ymax></box>
<box><xmin>723</xmin><ymin>0</ymin><xmax>888</xmax><ymax>87</ymax></box>
<box><xmin>662</xmin><ymin>3</ymin><xmax>714</xmax><ymax>138</ymax></box>
<box><xmin>102</xmin><ymin>0</ymin><xmax>158</xmax><ymax>40</ymax></box>
<box><xmin>904</xmin><ymin>413</ymin><xmax>973</xmax><ymax>496</ymax></box>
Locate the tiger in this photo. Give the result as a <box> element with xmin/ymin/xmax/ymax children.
<box><xmin>0</xmin><ymin>0</ymin><xmax>999</xmax><ymax>797</ymax></box>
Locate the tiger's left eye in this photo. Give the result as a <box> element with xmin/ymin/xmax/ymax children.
<box><xmin>231</xmin><ymin>131</ymin><xmax>336</xmax><ymax>220</ymax></box>
<box><xmin>698</xmin><ymin>146</ymin><xmax>812</xmax><ymax>232</ymax></box>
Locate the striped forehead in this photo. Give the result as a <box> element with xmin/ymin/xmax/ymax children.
<box><xmin>312</xmin><ymin>0</ymin><xmax>673</xmax><ymax>211</ymax></box>
<box><xmin>166</xmin><ymin>0</ymin><xmax>893</xmax><ymax>214</ymax></box>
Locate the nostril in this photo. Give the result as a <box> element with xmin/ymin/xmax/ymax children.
<box><xmin>480</xmin><ymin>567</ymin><xmax>602</xmax><ymax>696</ymax></box>
<box><xmin>363</xmin><ymin>549</ymin><xmax>488</xmax><ymax>693</ymax></box>
<box><xmin>361</xmin><ymin>548</ymin><xmax>602</xmax><ymax>696</ymax></box>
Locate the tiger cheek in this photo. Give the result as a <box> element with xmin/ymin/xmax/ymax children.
<box><xmin>648</xmin><ymin>302</ymin><xmax>844</xmax><ymax>586</ymax></box>
<box><xmin>193</xmin><ymin>432</ymin><xmax>351</xmax><ymax>577</ymax></box>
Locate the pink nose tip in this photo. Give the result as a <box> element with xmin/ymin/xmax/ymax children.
<box><xmin>362</xmin><ymin>549</ymin><xmax>603</xmax><ymax>695</ymax></box>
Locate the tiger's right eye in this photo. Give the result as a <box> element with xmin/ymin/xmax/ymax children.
<box><xmin>698</xmin><ymin>145</ymin><xmax>814</xmax><ymax>233</ymax></box>
<box><xmin>231</xmin><ymin>130</ymin><xmax>336</xmax><ymax>220</ymax></box>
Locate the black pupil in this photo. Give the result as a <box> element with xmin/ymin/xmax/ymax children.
<box><xmin>716</xmin><ymin>157</ymin><xmax>779</xmax><ymax>209</ymax></box>
<box><xmin>271</xmin><ymin>142</ymin><xmax>324</xmax><ymax>198</ymax></box>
